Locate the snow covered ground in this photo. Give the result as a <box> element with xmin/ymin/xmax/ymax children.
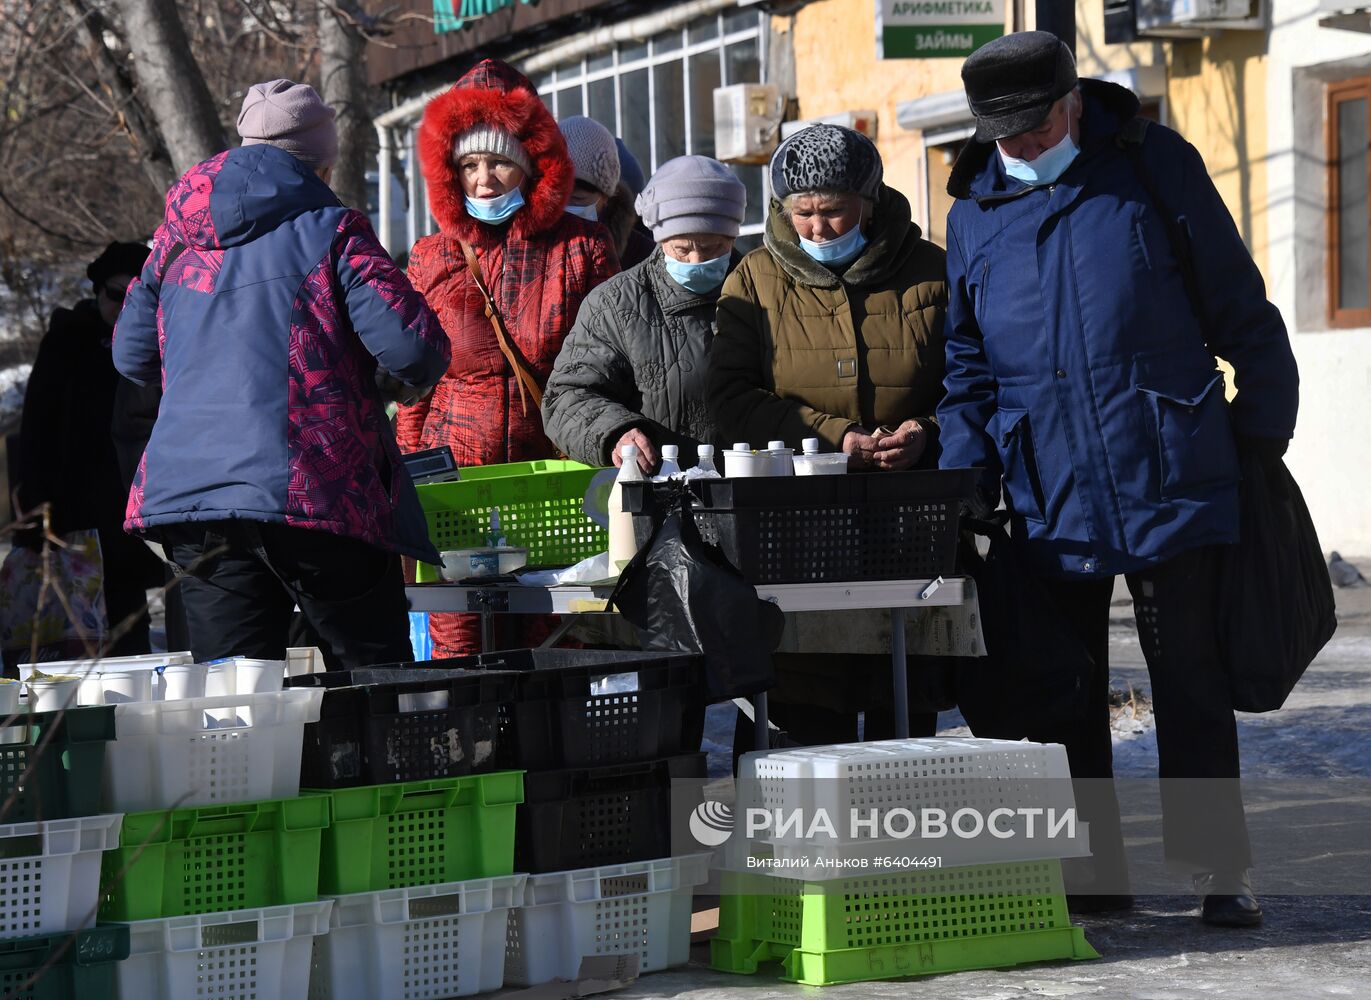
<box><xmin>0</xmin><ymin>363</ymin><xmax>31</xmax><ymax>430</ymax></box>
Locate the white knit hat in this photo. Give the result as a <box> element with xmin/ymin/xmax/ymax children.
<box><xmin>452</xmin><ymin>125</ymin><xmax>534</xmax><ymax>176</ymax></box>
<box><xmin>558</xmin><ymin>116</ymin><xmax>620</xmax><ymax>197</ymax></box>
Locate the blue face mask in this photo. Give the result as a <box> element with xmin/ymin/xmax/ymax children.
<box><xmin>465</xmin><ymin>187</ymin><xmax>525</xmax><ymax>224</ymax></box>
<box><xmin>663</xmin><ymin>252</ymin><xmax>731</xmax><ymax>294</ymax></box>
<box><xmin>565</xmin><ymin>202</ymin><xmax>599</xmax><ymax>222</ymax></box>
<box><xmin>999</xmin><ymin>129</ymin><xmax>1080</xmax><ymax>187</ymax></box>
<box><xmin>799</xmin><ymin>223</ymin><xmax>869</xmax><ymax>268</ymax></box>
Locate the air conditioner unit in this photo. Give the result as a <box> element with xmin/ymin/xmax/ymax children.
<box><xmin>1136</xmin><ymin>0</ymin><xmax>1265</xmax><ymax>35</ymax></box>
<box><xmin>714</xmin><ymin>84</ymin><xmax>784</xmax><ymax>165</ymax></box>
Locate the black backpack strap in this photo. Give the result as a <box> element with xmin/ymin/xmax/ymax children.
<box><xmin>1116</xmin><ymin>117</ymin><xmax>1209</xmax><ymax>336</ymax></box>
<box><xmin>159</xmin><ymin>241</ymin><xmax>188</xmax><ymax>283</ymax></box>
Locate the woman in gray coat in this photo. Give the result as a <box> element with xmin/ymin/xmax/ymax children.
<box><xmin>543</xmin><ymin>156</ymin><xmax>748</xmax><ymax>472</ymax></box>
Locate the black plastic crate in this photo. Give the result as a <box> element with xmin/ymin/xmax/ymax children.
<box><xmin>375</xmin><ymin>650</ymin><xmax>708</xmax><ymax>770</ymax></box>
<box><xmin>0</xmin><ymin>925</ymin><xmax>128</xmax><ymax>1000</ymax></box>
<box><xmin>516</xmin><ymin>752</ymin><xmax>706</xmax><ymax>873</ymax></box>
<box><xmin>622</xmin><ymin>468</ymin><xmax>978</xmax><ymax>584</ymax></box>
<box><xmin>287</xmin><ymin>669</ymin><xmax>517</xmax><ymax>787</ymax></box>
<box><xmin>0</xmin><ymin>705</ymin><xmax>115</xmax><ymax>822</ymax></box>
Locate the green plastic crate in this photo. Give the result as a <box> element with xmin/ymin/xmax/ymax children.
<box><xmin>711</xmin><ymin>860</ymin><xmax>1098</xmax><ymax>986</ymax></box>
<box><xmin>305</xmin><ymin>771</ymin><xmax>523</xmax><ymax>894</ymax></box>
<box><xmin>0</xmin><ymin>925</ymin><xmax>128</xmax><ymax>1000</ymax></box>
<box><xmin>98</xmin><ymin>795</ymin><xmax>328</xmax><ymax>921</ymax></box>
<box><xmin>415</xmin><ymin>460</ymin><xmax>608</xmax><ymax>581</ymax></box>
<box><xmin>0</xmin><ymin>705</ymin><xmax>115</xmax><ymax>822</ymax></box>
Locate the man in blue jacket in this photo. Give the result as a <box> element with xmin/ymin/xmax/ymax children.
<box><xmin>939</xmin><ymin>32</ymin><xmax>1299</xmax><ymax>927</ymax></box>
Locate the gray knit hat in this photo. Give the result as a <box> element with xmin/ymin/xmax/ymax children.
<box><xmin>635</xmin><ymin>156</ymin><xmax>747</xmax><ymax>242</ymax></box>
<box><xmin>769</xmin><ymin>124</ymin><xmax>883</xmax><ymax>202</ymax></box>
<box><xmin>452</xmin><ymin>125</ymin><xmax>534</xmax><ymax>177</ymax></box>
<box><xmin>558</xmin><ymin>116</ymin><xmax>620</xmax><ymax>197</ymax></box>
<box><xmin>237</xmin><ymin>80</ymin><xmax>339</xmax><ymax>168</ymax></box>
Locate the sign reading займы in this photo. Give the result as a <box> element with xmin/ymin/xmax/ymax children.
<box><xmin>877</xmin><ymin>0</ymin><xmax>1006</xmax><ymax>59</ymax></box>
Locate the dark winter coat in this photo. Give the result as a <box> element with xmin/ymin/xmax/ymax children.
<box><xmin>395</xmin><ymin>59</ymin><xmax>619</xmax><ymax>467</ymax></box>
<box><xmin>543</xmin><ymin>248</ymin><xmax>736</xmax><ymax>466</ymax></box>
<box><xmin>709</xmin><ymin>186</ymin><xmax>948</xmax><ymax>451</ymax></box>
<box><xmin>114</xmin><ymin>144</ymin><xmax>451</xmax><ymax>562</ymax></box>
<box><xmin>17</xmin><ymin>300</ymin><xmax>126</xmax><ymax>533</ymax></box>
<box><xmin>938</xmin><ymin>79</ymin><xmax>1299</xmax><ymax>578</ymax></box>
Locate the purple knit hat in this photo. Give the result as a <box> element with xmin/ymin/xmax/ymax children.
<box><xmin>237</xmin><ymin>80</ymin><xmax>339</xmax><ymax>168</ymax></box>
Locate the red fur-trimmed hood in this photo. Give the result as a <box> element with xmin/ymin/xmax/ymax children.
<box><xmin>418</xmin><ymin>59</ymin><xmax>573</xmax><ymax>242</ymax></box>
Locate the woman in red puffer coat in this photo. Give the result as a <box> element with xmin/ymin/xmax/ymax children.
<box><xmin>398</xmin><ymin>58</ymin><xmax>619</xmax><ymax>657</ymax></box>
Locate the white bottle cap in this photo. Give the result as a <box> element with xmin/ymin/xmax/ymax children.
<box><xmin>767</xmin><ymin>440</ymin><xmax>785</xmax><ymax>451</ymax></box>
<box><xmin>698</xmin><ymin>444</ymin><xmax>715</xmax><ymax>456</ymax></box>
<box><xmin>802</xmin><ymin>437</ymin><xmax>820</xmax><ymax>454</ymax></box>
<box><xmin>662</xmin><ymin>444</ymin><xmax>679</xmax><ymax>459</ymax></box>
<box><xmin>733</xmin><ymin>442</ymin><xmax>750</xmax><ymax>452</ymax></box>
<box><xmin>621</xmin><ymin>443</ymin><xmax>639</xmax><ymax>459</ymax></box>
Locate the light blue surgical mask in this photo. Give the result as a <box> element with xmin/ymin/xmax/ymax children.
<box><xmin>799</xmin><ymin>223</ymin><xmax>869</xmax><ymax>268</ymax></box>
<box><xmin>465</xmin><ymin>187</ymin><xmax>525</xmax><ymax>224</ymax></box>
<box><xmin>999</xmin><ymin>129</ymin><xmax>1080</xmax><ymax>187</ymax></box>
<box><xmin>663</xmin><ymin>252</ymin><xmax>731</xmax><ymax>294</ymax></box>
<box><xmin>565</xmin><ymin>202</ymin><xmax>599</xmax><ymax>222</ymax></box>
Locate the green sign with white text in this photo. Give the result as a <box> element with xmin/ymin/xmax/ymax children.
<box><xmin>878</xmin><ymin>0</ymin><xmax>1006</xmax><ymax>59</ymax></box>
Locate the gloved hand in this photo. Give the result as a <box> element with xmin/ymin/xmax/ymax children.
<box><xmin>375</xmin><ymin>369</ymin><xmax>432</xmax><ymax>406</ymax></box>
<box><xmin>960</xmin><ymin>483</ymin><xmax>998</xmax><ymax>523</ymax></box>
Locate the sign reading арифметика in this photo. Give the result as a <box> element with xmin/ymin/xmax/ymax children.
<box><xmin>877</xmin><ymin>0</ymin><xmax>1007</xmax><ymax>59</ymax></box>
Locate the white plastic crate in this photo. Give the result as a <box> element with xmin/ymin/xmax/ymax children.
<box><xmin>102</xmin><ymin>688</ymin><xmax>324</xmax><ymax>812</ymax></box>
<box><xmin>0</xmin><ymin>814</ymin><xmax>122</xmax><ymax>941</ymax></box>
<box><xmin>732</xmin><ymin>738</ymin><xmax>1085</xmax><ymax>868</ymax></box>
<box><xmin>505</xmin><ymin>854</ymin><xmax>711</xmax><ymax>987</ymax></box>
<box><xmin>308</xmin><ymin>874</ymin><xmax>526</xmax><ymax>1000</ymax></box>
<box><xmin>116</xmin><ymin>900</ymin><xmax>332</xmax><ymax>1000</ymax></box>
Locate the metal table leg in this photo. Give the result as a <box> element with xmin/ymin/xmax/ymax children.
<box><xmin>479</xmin><ymin>609</ymin><xmax>495</xmax><ymax>653</ymax></box>
<box><xmin>891</xmin><ymin>607</ymin><xmax>909</xmax><ymax>738</ymax></box>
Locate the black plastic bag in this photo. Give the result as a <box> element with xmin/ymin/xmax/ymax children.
<box><xmin>608</xmin><ymin>483</ymin><xmax>782</xmax><ymax>700</ymax></box>
<box><xmin>1218</xmin><ymin>454</ymin><xmax>1337</xmax><ymax>712</ymax></box>
<box><xmin>954</xmin><ymin>515</ymin><xmax>1094</xmax><ymax>737</ymax></box>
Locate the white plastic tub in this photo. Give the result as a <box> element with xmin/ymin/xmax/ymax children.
<box><xmin>102</xmin><ymin>688</ymin><xmax>324</xmax><ymax>812</ymax></box>
<box><xmin>0</xmin><ymin>813</ymin><xmax>122</xmax><ymax>941</ymax></box>
<box><xmin>793</xmin><ymin>452</ymin><xmax>850</xmax><ymax>476</ymax></box>
<box><xmin>504</xmin><ymin>854</ymin><xmax>710</xmax><ymax>987</ymax></box>
<box><xmin>309</xmin><ymin>874</ymin><xmax>526</xmax><ymax>1000</ymax></box>
<box><xmin>117</xmin><ymin>900</ymin><xmax>332</xmax><ymax>1000</ymax></box>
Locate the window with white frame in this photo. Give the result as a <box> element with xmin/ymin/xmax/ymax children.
<box><xmin>530</xmin><ymin>6</ymin><xmax>768</xmax><ymax>249</ymax></box>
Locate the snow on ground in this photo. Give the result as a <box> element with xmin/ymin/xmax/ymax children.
<box><xmin>0</xmin><ymin>363</ymin><xmax>31</xmax><ymax>428</ymax></box>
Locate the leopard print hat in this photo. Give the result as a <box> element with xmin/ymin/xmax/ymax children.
<box><xmin>769</xmin><ymin>124</ymin><xmax>883</xmax><ymax>201</ymax></box>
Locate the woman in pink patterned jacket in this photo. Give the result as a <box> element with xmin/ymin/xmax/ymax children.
<box><xmin>113</xmin><ymin>80</ymin><xmax>450</xmax><ymax>669</ymax></box>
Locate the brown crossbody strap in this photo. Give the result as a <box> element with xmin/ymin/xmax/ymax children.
<box><xmin>459</xmin><ymin>239</ymin><xmax>544</xmax><ymax>416</ymax></box>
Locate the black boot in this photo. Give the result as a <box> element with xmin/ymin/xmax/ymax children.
<box><xmin>1195</xmin><ymin>870</ymin><xmax>1263</xmax><ymax>928</ymax></box>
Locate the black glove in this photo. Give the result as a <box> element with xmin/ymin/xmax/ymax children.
<box><xmin>960</xmin><ymin>483</ymin><xmax>997</xmax><ymax>522</ymax></box>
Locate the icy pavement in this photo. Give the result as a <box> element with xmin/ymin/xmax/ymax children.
<box><xmin>551</xmin><ymin>573</ymin><xmax>1371</xmax><ymax>999</ymax></box>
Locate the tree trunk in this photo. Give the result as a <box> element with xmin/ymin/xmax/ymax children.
<box><xmin>66</xmin><ymin>0</ymin><xmax>176</xmax><ymax>194</ymax></box>
<box><xmin>319</xmin><ymin>3</ymin><xmax>370</xmax><ymax>210</ymax></box>
<box><xmin>111</xmin><ymin>0</ymin><xmax>227</xmax><ymax>175</ymax></box>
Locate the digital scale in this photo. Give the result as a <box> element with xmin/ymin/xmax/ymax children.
<box><xmin>401</xmin><ymin>445</ymin><xmax>462</xmax><ymax>485</ymax></box>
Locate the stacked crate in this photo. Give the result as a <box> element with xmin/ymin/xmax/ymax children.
<box><xmin>94</xmin><ymin>663</ymin><xmax>333</xmax><ymax>1000</ymax></box>
<box><xmin>0</xmin><ymin>704</ymin><xmax>128</xmax><ymax>999</ymax></box>
<box><xmin>712</xmin><ymin>738</ymin><xmax>1099</xmax><ymax>986</ymax></box>
<box><xmin>288</xmin><ymin>667</ymin><xmax>526</xmax><ymax>999</ymax></box>
<box><xmin>473</xmin><ymin>649</ymin><xmax>712</xmax><ymax>988</ymax></box>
